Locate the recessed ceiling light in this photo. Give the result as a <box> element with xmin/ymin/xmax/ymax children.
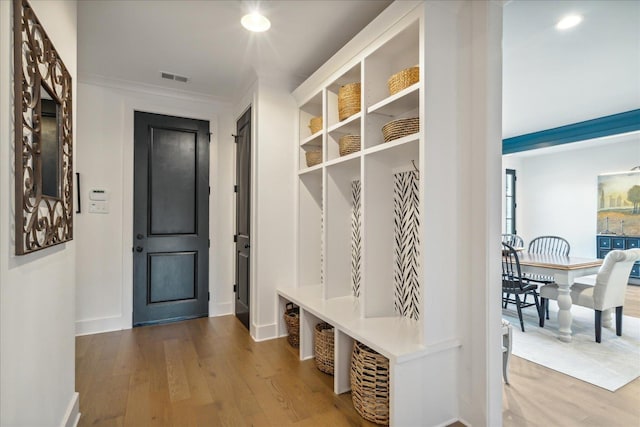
<box><xmin>241</xmin><ymin>12</ymin><xmax>271</xmax><ymax>32</ymax></box>
<box><xmin>556</xmin><ymin>14</ymin><xmax>583</xmax><ymax>30</ymax></box>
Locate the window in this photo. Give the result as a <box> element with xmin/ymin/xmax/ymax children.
<box><xmin>505</xmin><ymin>169</ymin><xmax>516</xmax><ymax>234</ymax></box>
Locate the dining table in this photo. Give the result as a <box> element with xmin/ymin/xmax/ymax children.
<box><xmin>517</xmin><ymin>253</ymin><xmax>603</xmax><ymax>342</ymax></box>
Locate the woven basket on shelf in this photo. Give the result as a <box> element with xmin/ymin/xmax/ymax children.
<box><xmin>351</xmin><ymin>341</ymin><xmax>389</xmax><ymax>425</ymax></box>
<box><xmin>387</xmin><ymin>66</ymin><xmax>419</xmax><ymax>95</ymax></box>
<box><xmin>305</xmin><ymin>150</ymin><xmax>322</xmax><ymax>167</ymax></box>
<box><xmin>338</xmin><ymin>83</ymin><xmax>361</xmax><ymax>121</ymax></box>
<box><xmin>338</xmin><ymin>135</ymin><xmax>360</xmax><ymax>156</ymax></box>
<box><xmin>314</xmin><ymin>322</ymin><xmax>335</xmax><ymax>375</ymax></box>
<box><xmin>381</xmin><ymin>117</ymin><xmax>419</xmax><ymax>143</ymax></box>
<box><xmin>309</xmin><ymin>116</ymin><xmax>323</xmax><ymax>134</ymax></box>
<box><xmin>284</xmin><ymin>303</ymin><xmax>300</xmax><ymax>347</ymax></box>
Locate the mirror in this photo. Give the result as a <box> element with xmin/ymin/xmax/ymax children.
<box><xmin>14</xmin><ymin>0</ymin><xmax>73</xmax><ymax>255</ymax></box>
<box><xmin>40</xmin><ymin>85</ymin><xmax>61</xmax><ymax>198</ymax></box>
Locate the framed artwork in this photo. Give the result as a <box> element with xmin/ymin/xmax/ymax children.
<box><xmin>597</xmin><ymin>170</ymin><xmax>640</xmax><ymax>236</ymax></box>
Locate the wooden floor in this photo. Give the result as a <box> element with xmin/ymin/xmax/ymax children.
<box><xmin>503</xmin><ymin>355</ymin><xmax>639</xmax><ymax>426</ymax></box>
<box><xmin>622</xmin><ymin>282</ymin><xmax>640</xmax><ymax>318</ymax></box>
<box><xmin>76</xmin><ymin>315</ymin><xmax>378</xmax><ymax>426</ymax></box>
<box><xmin>503</xmin><ymin>284</ymin><xmax>640</xmax><ymax>427</ymax></box>
<box><xmin>76</xmin><ymin>286</ymin><xmax>640</xmax><ymax>427</ymax></box>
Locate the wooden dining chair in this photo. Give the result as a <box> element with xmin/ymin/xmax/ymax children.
<box><xmin>528</xmin><ymin>235</ymin><xmax>570</xmax><ymax>256</ymax></box>
<box><xmin>525</xmin><ymin>235</ymin><xmax>571</xmax><ymax>318</ymax></box>
<box><xmin>502</xmin><ymin>243</ymin><xmax>543</xmax><ymax>332</ymax></box>
<box><xmin>502</xmin><ymin>233</ymin><xmax>524</xmax><ymax>249</ymax></box>
<box><xmin>501</xmin><ymin>234</ymin><xmax>524</xmax><ymax>309</ymax></box>
<box><xmin>539</xmin><ymin>249</ymin><xmax>640</xmax><ymax>342</ymax></box>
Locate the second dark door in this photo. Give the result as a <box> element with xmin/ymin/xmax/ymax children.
<box><xmin>235</xmin><ymin>108</ymin><xmax>251</xmax><ymax>330</ymax></box>
<box><xmin>133</xmin><ymin>111</ymin><xmax>210</xmax><ymax>326</ymax></box>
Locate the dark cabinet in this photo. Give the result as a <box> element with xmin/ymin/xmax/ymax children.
<box><xmin>596</xmin><ymin>235</ymin><xmax>640</xmax><ymax>283</ymax></box>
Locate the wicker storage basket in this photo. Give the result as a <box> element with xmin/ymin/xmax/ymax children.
<box><xmin>381</xmin><ymin>117</ymin><xmax>419</xmax><ymax>143</ymax></box>
<box><xmin>387</xmin><ymin>66</ymin><xmax>419</xmax><ymax>95</ymax></box>
<box><xmin>305</xmin><ymin>150</ymin><xmax>322</xmax><ymax>167</ymax></box>
<box><xmin>284</xmin><ymin>303</ymin><xmax>300</xmax><ymax>347</ymax></box>
<box><xmin>338</xmin><ymin>135</ymin><xmax>360</xmax><ymax>156</ymax></box>
<box><xmin>338</xmin><ymin>83</ymin><xmax>361</xmax><ymax>121</ymax></box>
<box><xmin>351</xmin><ymin>341</ymin><xmax>389</xmax><ymax>425</ymax></box>
<box><xmin>309</xmin><ymin>116</ymin><xmax>323</xmax><ymax>134</ymax></box>
<box><xmin>314</xmin><ymin>322</ymin><xmax>335</xmax><ymax>375</ymax></box>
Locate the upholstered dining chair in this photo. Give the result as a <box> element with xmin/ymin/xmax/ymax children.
<box><xmin>539</xmin><ymin>249</ymin><xmax>640</xmax><ymax>343</ymax></box>
<box><xmin>502</xmin><ymin>243</ymin><xmax>542</xmax><ymax>332</ymax></box>
<box><xmin>525</xmin><ymin>235</ymin><xmax>571</xmax><ymax>319</ymax></box>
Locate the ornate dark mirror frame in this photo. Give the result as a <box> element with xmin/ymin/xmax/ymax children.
<box><xmin>14</xmin><ymin>0</ymin><xmax>73</xmax><ymax>255</ymax></box>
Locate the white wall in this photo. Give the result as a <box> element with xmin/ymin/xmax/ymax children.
<box><xmin>232</xmin><ymin>76</ymin><xmax>297</xmax><ymax>341</ymax></box>
<box><xmin>75</xmin><ymin>79</ymin><xmax>235</xmax><ymax>334</ymax></box>
<box><xmin>503</xmin><ymin>133</ymin><xmax>640</xmax><ymax>257</ymax></box>
<box><xmin>76</xmin><ymin>72</ymin><xmax>296</xmax><ymax>342</ymax></box>
<box><xmin>454</xmin><ymin>1</ymin><xmax>504</xmax><ymax>425</ymax></box>
<box><xmin>0</xmin><ymin>1</ymin><xmax>79</xmax><ymax>426</ymax></box>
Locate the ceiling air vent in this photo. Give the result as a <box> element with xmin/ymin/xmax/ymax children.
<box><xmin>160</xmin><ymin>71</ymin><xmax>190</xmax><ymax>83</ymax></box>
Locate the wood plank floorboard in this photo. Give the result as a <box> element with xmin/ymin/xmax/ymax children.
<box><xmin>502</xmin><ymin>284</ymin><xmax>640</xmax><ymax>427</ymax></box>
<box><xmin>77</xmin><ymin>316</ymin><xmax>377</xmax><ymax>427</ymax></box>
<box><xmin>623</xmin><ymin>283</ymin><xmax>640</xmax><ymax>318</ymax></box>
<box><xmin>77</xmin><ymin>286</ymin><xmax>640</xmax><ymax>426</ymax></box>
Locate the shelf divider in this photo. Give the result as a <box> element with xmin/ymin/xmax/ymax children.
<box><xmin>367</xmin><ymin>83</ymin><xmax>419</xmax><ymax>116</ymax></box>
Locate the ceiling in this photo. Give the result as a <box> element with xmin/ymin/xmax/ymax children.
<box><xmin>77</xmin><ymin>0</ymin><xmax>392</xmax><ymax>100</ymax></box>
<box><xmin>78</xmin><ymin>0</ymin><xmax>639</xmax><ymax>137</ymax></box>
<box><xmin>503</xmin><ymin>0</ymin><xmax>639</xmax><ymax>138</ymax></box>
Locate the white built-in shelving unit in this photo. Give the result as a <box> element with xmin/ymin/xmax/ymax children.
<box><xmin>278</xmin><ymin>3</ymin><xmax>465</xmax><ymax>426</ymax></box>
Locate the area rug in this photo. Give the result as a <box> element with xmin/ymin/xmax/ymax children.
<box><xmin>502</xmin><ymin>303</ymin><xmax>640</xmax><ymax>391</ymax></box>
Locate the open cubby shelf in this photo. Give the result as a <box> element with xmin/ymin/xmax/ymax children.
<box><xmin>277</xmin><ymin>286</ymin><xmax>426</xmax><ymax>363</ymax></box>
<box><xmin>283</xmin><ymin>4</ymin><xmax>463</xmax><ymax>426</ymax></box>
<box><xmin>288</xmin><ymin>0</ymin><xmax>423</xmax><ymax>368</ymax></box>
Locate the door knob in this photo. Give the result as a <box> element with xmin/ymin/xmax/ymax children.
<box><xmin>136</xmin><ymin>234</ymin><xmax>144</xmax><ymax>240</ymax></box>
<box><xmin>136</xmin><ymin>246</ymin><xmax>143</xmax><ymax>252</ymax></box>
<box><xmin>244</xmin><ymin>244</ymin><xmax>250</xmax><ymax>249</ymax></box>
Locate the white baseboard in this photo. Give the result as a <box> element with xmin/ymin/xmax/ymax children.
<box><xmin>76</xmin><ymin>302</ymin><xmax>233</xmax><ymax>336</ymax></box>
<box><xmin>75</xmin><ymin>315</ymin><xmax>124</xmax><ymax>336</ymax></box>
<box><xmin>60</xmin><ymin>392</ymin><xmax>80</xmax><ymax>427</ymax></box>
<box><xmin>76</xmin><ymin>303</ymin><xmax>232</xmax><ymax>336</ymax></box>
<box><xmin>210</xmin><ymin>301</ymin><xmax>233</xmax><ymax>316</ymax></box>
<box><xmin>251</xmin><ymin>322</ymin><xmax>278</xmax><ymax>341</ymax></box>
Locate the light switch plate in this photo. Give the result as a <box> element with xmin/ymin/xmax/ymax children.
<box><xmin>88</xmin><ymin>201</ymin><xmax>109</xmax><ymax>214</ymax></box>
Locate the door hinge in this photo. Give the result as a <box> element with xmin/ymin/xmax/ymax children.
<box><xmin>233</xmin><ymin>284</ymin><xmax>238</xmax><ymax>293</ymax></box>
<box><xmin>233</xmin><ymin>235</ymin><xmax>237</xmax><ymax>243</ymax></box>
<box><xmin>208</xmin><ymin>132</ymin><xmax>212</xmax><ymax>142</ymax></box>
<box><xmin>234</xmin><ymin>185</ymin><xmax>238</xmax><ymax>193</ymax></box>
<box><xmin>208</xmin><ymin>238</ymin><xmax>211</xmax><ymax>248</ymax></box>
<box><xmin>208</xmin><ymin>186</ymin><xmax>211</xmax><ymax>195</ymax></box>
<box><xmin>208</xmin><ymin>291</ymin><xmax>210</xmax><ymax>301</ymax></box>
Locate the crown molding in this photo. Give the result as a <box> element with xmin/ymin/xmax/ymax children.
<box><xmin>78</xmin><ymin>73</ymin><xmax>232</xmax><ymax>107</ymax></box>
